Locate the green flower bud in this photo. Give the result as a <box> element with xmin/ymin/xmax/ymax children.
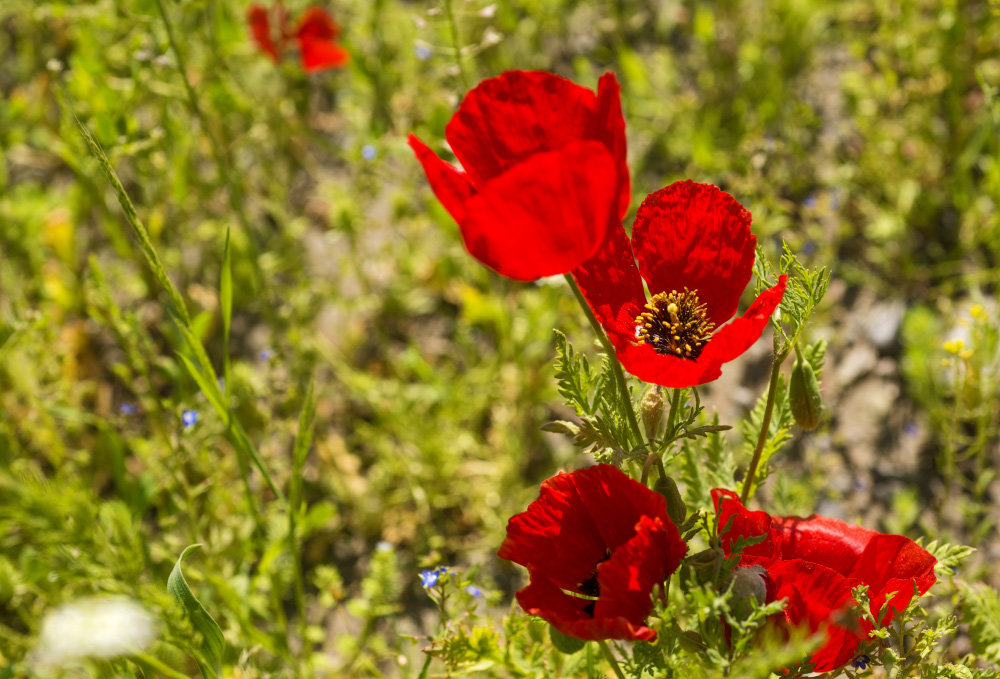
<box><xmin>790</xmin><ymin>358</ymin><xmax>823</xmax><ymax>430</ymax></box>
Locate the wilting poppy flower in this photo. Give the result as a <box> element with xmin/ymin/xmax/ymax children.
<box><xmin>712</xmin><ymin>489</ymin><xmax>937</xmax><ymax>673</ymax></box>
<box><xmin>409</xmin><ymin>70</ymin><xmax>629</xmax><ymax>281</ymax></box>
<box><xmin>498</xmin><ymin>465</ymin><xmax>687</xmax><ymax>641</ymax></box>
<box><xmin>247</xmin><ymin>4</ymin><xmax>350</xmax><ymax>73</ymax></box>
<box><xmin>572</xmin><ymin>180</ymin><xmax>787</xmax><ymax>388</ymax></box>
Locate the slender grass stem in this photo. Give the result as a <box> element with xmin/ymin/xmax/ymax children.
<box><xmin>564</xmin><ymin>274</ymin><xmax>645</xmax><ymax>449</ymax></box>
<box><xmin>739</xmin><ymin>353</ymin><xmax>785</xmax><ymax>504</ymax></box>
<box><xmin>598</xmin><ymin>640</ymin><xmax>628</xmax><ymax>679</ymax></box>
<box><xmin>443</xmin><ymin>0</ymin><xmax>471</xmax><ymax>92</ymax></box>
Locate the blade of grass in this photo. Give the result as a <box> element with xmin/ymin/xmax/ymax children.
<box><xmin>288</xmin><ymin>378</ymin><xmax>317</xmax><ymax>668</ymax></box>
<box><xmin>74</xmin><ymin>116</ymin><xmax>284</xmax><ymax>504</ymax></box>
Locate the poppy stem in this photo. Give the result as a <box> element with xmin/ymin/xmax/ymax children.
<box><xmin>597</xmin><ymin>640</ymin><xmax>628</xmax><ymax>679</ymax></box>
<box><xmin>739</xmin><ymin>353</ymin><xmax>786</xmax><ymax>504</ymax></box>
<box><xmin>564</xmin><ymin>275</ymin><xmax>646</xmax><ymax>449</ymax></box>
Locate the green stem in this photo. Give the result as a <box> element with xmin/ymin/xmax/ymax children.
<box><xmin>153</xmin><ymin>0</ymin><xmax>264</xmax><ymax>279</ymax></box>
<box><xmin>443</xmin><ymin>0</ymin><xmax>471</xmax><ymax>92</ymax></box>
<box><xmin>131</xmin><ymin>653</ymin><xmax>191</xmax><ymax>679</ymax></box>
<box><xmin>598</xmin><ymin>640</ymin><xmax>628</xmax><ymax>679</ymax></box>
<box><xmin>739</xmin><ymin>354</ymin><xmax>786</xmax><ymax>504</ymax></box>
<box><xmin>564</xmin><ymin>275</ymin><xmax>645</xmax><ymax>448</ymax></box>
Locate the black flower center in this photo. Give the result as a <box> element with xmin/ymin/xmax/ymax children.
<box><xmin>576</xmin><ymin>549</ymin><xmax>611</xmax><ymax>618</ymax></box>
<box><xmin>634</xmin><ymin>289</ymin><xmax>716</xmax><ymax>360</ymax></box>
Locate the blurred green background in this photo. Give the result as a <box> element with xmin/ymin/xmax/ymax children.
<box><xmin>1</xmin><ymin>0</ymin><xmax>999</xmax><ymax>676</ymax></box>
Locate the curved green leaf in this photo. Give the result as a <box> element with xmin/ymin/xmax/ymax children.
<box><xmin>168</xmin><ymin>544</ymin><xmax>225</xmax><ymax>679</ymax></box>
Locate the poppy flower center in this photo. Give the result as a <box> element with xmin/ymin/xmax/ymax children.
<box><xmin>577</xmin><ymin>549</ymin><xmax>611</xmax><ymax>618</ymax></box>
<box><xmin>635</xmin><ymin>289</ymin><xmax>716</xmax><ymax>360</ymax></box>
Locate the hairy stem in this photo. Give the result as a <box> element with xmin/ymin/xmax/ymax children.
<box><xmin>598</xmin><ymin>640</ymin><xmax>628</xmax><ymax>679</ymax></box>
<box><xmin>740</xmin><ymin>354</ymin><xmax>785</xmax><ymax>504</ymax></box>
<box><xmin>564</xmin><ymin>274</ymin><xmax>645</xmax><ymax>449</ymax></box>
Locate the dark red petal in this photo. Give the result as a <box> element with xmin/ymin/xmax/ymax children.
<box><xmin>296</xmin><ymin>7</ymin><xmax>339</xmax><ymax>41</ymax></box>
<box><xmin>695</xmin><ymin>274</ymin><xmax>787</xmax><ymax>364</ymax></box>
<box><xmin>445</xmin><ymin>70</ymin><xmax>600</xmax><ymax>187</ymax></box>
<box><xmin>595</xmin><ymin>515</ymin><xmax>686</xmax><ymax>637</ymax></box>
<box><xmin>770</xmin><ymin>511</ymin><xmax>877</xmax><ymax>578</ymax></box>
<box><xmin>515</xmin><ymin>575</ymin><xmax>657</xmax><ymax>641</ymax></box>
<box><xmin>457</xmin><ymin>141</ymin><xmax>617</xmax><ymax>281</ymax></box>
<box><xmin>766</xmin><ymin>559</ymin><xmax>864</xmax><ymax>673</ymax></box>
<box><xmin>571</xmin><ymin>224</ymin><xmax>646</xmax><ymax>353</ymax></box>
<box><xmin>298</xmin><ymin>37</ymin><xmax>350</xmax><ymax>72</ymax></box>
<box><xmin>247</xmin><ymin>5</ymin><xmax>280</xmax><ymax>61</ymax></box>
<box><xmin>409</xmin><ymin>134</ymin><xmax>475</xmax><ymax>224</ymax></box>
<box><xmin>592</xmin><ymin>72</ymin><xmax>630</xmax><ymax>219</ymax></box>
<box><xmin>499</xmin><ymin>465</ymin><xmax>671</xmax><ymax>593</ymax></box>
<box><xmin>631</xmin><ymin>181</ymin><xmax>757</xmax><ymax>327</ymax></box>
<box><xmin>712</xmin><ymin>489</ymin><xmax>779</xmax><ymax>561</ymax></box>
<box><xmin>852</xmin><ymin>534</ymin><xmax>936</xmax><ymax>625</ymax></box>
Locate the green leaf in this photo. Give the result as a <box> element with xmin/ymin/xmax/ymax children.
<box><xmin>168</xmin><ymin>545</ymin><xmax>225</xmax><ymax>679</ymax></box>
<box><xmin>220</xmin><ymin>227</ymin><xmax>233</xmax><ymax>403</ymax></box>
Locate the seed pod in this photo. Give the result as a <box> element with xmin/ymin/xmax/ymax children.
<box><xmin>790</xmin><ymin>358</ymin><xmax>823</xmax><ymax>430</ymax></box>
<box><xmin>641</xmin><ymin>387</ymin><xmax>666</xmax><ymax>439</ymax></box>
<box><xmin>655</xmin><ymin>474</ymin><xmax>687</xmax><ymax>526</ymax></box>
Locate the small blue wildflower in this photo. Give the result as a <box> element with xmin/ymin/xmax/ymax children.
<box><xmin>120</xmin><ymin>403</ymin><xmax>137</xmax><ymax>416</ymax></box>
<box><xmin>903</xmin><ymin>420</ymin><xmax>920</xmax><ymax>438</ymax></box>
<box><xmin>802</xmin><ymin>240</ymin><xmax>817</xmax><ymax>255</ymax></box>
<box><xmin>415</xmin><ymin>44</ymin><xmax>432</xmax><ymax>61</ymax></box>
<box><xmin>259</xmin><ymin>349</ymin><xmax>274</xmax><ymax>361</ymax></box>
<box><xmin>851</xmin><ymin>654</ymin><xmax>870</xmax><ymax>670</ymax></box>
<box><xmin>420</xmin><ymin>569</ymin><xmax>440</xmax><ymax>588</ymax></box>
<box><xmin>181</xmin><ymin>409</ymin><xmax>199</xmax><ymax>427</ymax></box>
<box><xmin>465</xmin><ymin>585</ymin><xmax>483</xmax><ymax>597</ymax></box>
<box><xmin>361</xmin><ymin>144</ymin><xmax>377</xmax><ymax>161</ymax></box>
<box><xmin>803</xmin><ymin>193</ymin><xmax>818</xmax><ymax>209</ymax></box>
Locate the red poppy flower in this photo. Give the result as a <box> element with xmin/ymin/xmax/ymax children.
<box><xmin>409</xmin><ymin>70</ymin><xmax>629</xmax><ymax>281</ymax></box>
<box><xmin>712</xmin><ymin>489</ymin><xmax>937</xmax><ymax>673</ymax></box>
<box><xmin>498</xmin><ymin>465</ymin><xmax>687</xmax><ymax>641</ymax></box>
<box><xmin>247</xmin><ymin>4</ymin><xmax>350</xmax><ymax>72</ymax></box>
<box><xmin>572</xmin><ymin>180</ymin><xmax>787</xmax><ymax>388</ymax></box>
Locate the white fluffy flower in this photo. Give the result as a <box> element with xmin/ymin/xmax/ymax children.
<box><xmin>33</xmin><ymin>597</ymin><xmax>156</xmax><ymax>667</ymax></box>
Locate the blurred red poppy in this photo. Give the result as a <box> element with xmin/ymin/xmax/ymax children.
<box><xmin>409</xmin><ymin>70</ymin><xmax>629</xmax><ymax>281</ymax></box>
<box><xmin>712</xmin><ymin>489</ymin><xmax>937</xmax><ymax>673</ymax></box>
<box><xmin>247</xmin><ymin>4</ymin><xmax>350</xmax><ymax>72</ymax></box>
<box><xmin>571</xmin><ymin>180</ymin><xmax>787</xmax><ymax>387</ymax></box>
<box><xmin>498</xmin><ymin>465</ymin><xmax>687</xmax><ymax>641</ymax></box>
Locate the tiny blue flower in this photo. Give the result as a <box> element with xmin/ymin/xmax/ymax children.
<box><xmin>181</xmin><ymin>409</ymin><xmax>199</xmax><ymax>427</ymax></box>
<box><xmin>361</xmin><ymin>144</ymin><xmax>377</xmax><ymax>161</ymax></box>
<box><xmin>851</xmin><ymin>654</ymin><xmax>870</xmax><ymax>670</ymax></box>
<box><xmin>802</xmin><ymin>240</ymin><xmax>817</xmax><ymax>255</ymax></box>
<box><xmin>259</xmin><ymin>349</ymin><xmax>274</xmax><ymax>361</ymax></box>
<box><xmin>420</xmin><ymin>569</ymin><xmax>440</xmax><ymax>588</ymax></box>
<box><xmin>120</xmin><ymin>403</ymin><xmax>137</xmax><ymax>416</ymax></box>
<box><xmin>803</xmin><ymin>193</ymin><xmax>818</xmax><ymax>209</ymax></box>
<box><xmin>415</xmin><ymin>45</ymin><xmax>432</xmax><ymax>61</ymax></box>
<box><xmin>465</xmin><ymin>585</ymin><xmax>483</xmax><ymax>597</ymax></box>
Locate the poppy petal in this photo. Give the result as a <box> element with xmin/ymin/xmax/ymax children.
<box><xmin>296</xmin><ymin>7</ymin><xmax>339</xmax><ymax>41</ymax></box>
<box><xmin>298</xmin><ymin>38</ymin><xmax>351</xmax><ymax>72</ymax></box>
<box><xmin>457</xmin><ymin>141</ymin><xmax>617</xmax><ymax>281</ymax></box>
<box><xmin>631</xmin><ymin>181</ymin><xmax>757</xmax><ymax>327</ymax></box>
<box><xmin>571</xmin><ymin>224</ymin><xmax>646</xmax><ymax>353</ymax></box>
<box><xmin>712</xmin><ymin>489</ymin><xmax>780</xmax><ymax>561</ymax></box>
<box><xmin>695</xmin><ymin>275</ymin><xmax>787</xmax><ymax>365</ymax></box>
<box><xmin>515</xmin><ymin>575</ymin><xmax>657</xmax><ymax>641</ymax></box>
<box><xmin>247</xmin><ymin>4</ymin><xmax>280</xmax><ymax>62</ymax></box>
<box><xmin>595</xmin><ymin>514</ymin><xmax>686</xmax><ymax>638</ymax></box>
<box><xmin>498</xmin><ymin>467</ymin><xmax>620</xmax><ymax>591</ymax></box>
<box><xmin>445</xmin><ymin>70</ymin><xmax>601</xmax><ymax>187</ymax></box>
<box><xmin>771</xmin><ymin>511</ymin><xmax>877</xmax><ymax>578</ymax></box>
<box><xmin>408</xmin><ymin>134</ymin><xmax>476</xmax><ymax>223</ymax></box>
<box><xmin>592</xmin><ymin>72</ymin><xmax>630</xmax><ymax>219</ymax></box>
<box><xmin>852</xmin><ymin>534</ymin><xmax>937</xmax><ymax>624</ymax></box>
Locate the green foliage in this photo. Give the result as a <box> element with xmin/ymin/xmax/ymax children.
<box><xmin>167</xmin><ymin>545</ymin><xmax>226</xmax><ymax>679</ymax></box>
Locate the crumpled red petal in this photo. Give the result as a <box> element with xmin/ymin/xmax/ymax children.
<box><xmin>296</xmin><ymin>7</ymin><xmax>349</xmax><ymax>72</ymax></box>
<box><xmin>412</xmin><ymin>138</ymin><xmax>618</xmax><ymax>281</ymax></box>
<box><xmin>247</xmin><ymin>4</ymin><xmax>280</xmax><ymax>62</ymax></box>
<box><xmin>500</xmin><ymin>465</ymin><xmax>686</xmax><ymax>642</ymax></box>
<box><xmin>592</xmin><ymin>72</ymin><xmax>630</xmax><ymax>219</ymax></box>
<box><xmin>631</xmin><ymin>181</ymin><xmax>757</xmax><ymax>328</ymax></box>
<box><xmin>445</xmin><ymin>70</ymin><xmax>603</xmax><ymax>187</ymax></box>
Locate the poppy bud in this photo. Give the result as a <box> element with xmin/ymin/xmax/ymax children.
<box><xmin>730</xmin><ymin>565</ymin><xmax>769</xmax><ymax>608</ymax></box>
<box><xmin>655</xmin><ymin>474</ymin><xmax>686</xmax><ymax>526</ymax></box>
<box><xmin>641</xmin><ymin>386</ymin><xmax>666</xmax><ymax>438</ymax></box>
<box><xmin>789</xmin><ymin>358</ymin><xmax>823</xmax><ymax>430</ymax></box>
